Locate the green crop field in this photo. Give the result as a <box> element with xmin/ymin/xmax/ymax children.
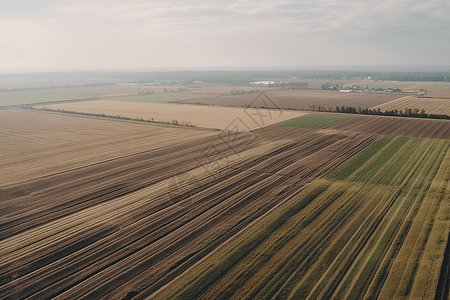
<box><xmin>152</xmin><ymin>136</ymin><xmax>450</xmax><ymax>300</ymax></box>
<box><xmin>0</xmin><ymin>93</ymin><xmax>86</xmax><ymax>107</ymax></box>
<box><xmin>101</xmin><ymin>93</ymin><xmax>214</xmax><ymax>103</ymax></box>
<box><xmin>278</xmin><ymin>115</ymin><xmax>351</xmax><ymax>129</ymax></box>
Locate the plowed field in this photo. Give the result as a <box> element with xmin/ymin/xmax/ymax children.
<box><xmin>33</xmin><ymin>100</ymin><xmax>306</xmax><ymax>131</ymax></box>
<box><xmin>183</xmin><ymin>90</ymin><xmax>404</xmax><ymax>110</ymax></box>
<box><xmin>422</xmin><ymin>91</ymin><xmax>450</xmax><ymax>99</ymax></box>
<box><xmin>371</xmin><ymin>95</ymin><xmax>450</xmax><ymax>115</ymax></box>
<box><xmin>328</xmin><ymin>115</ymin><xmax>450</xmax><ymax>139</ymax></box>
<box><xmin>0</xmin><ymin>109</ymin><xmax>216</xmax><ymax>186</ymax></box>
<box><xmin>0</xmin><ymin>116</ymin><xmax>377</xmax><ymax>299</ymax></box>
<box><xmin>3</xmin><ymin>108</ymin><xmax>450</xmax><ymax>300</ymax></box>
<box><xmin>152</xmin><ymin>136</ymin><xmax>450</xmax><ymax>300</ymax></box>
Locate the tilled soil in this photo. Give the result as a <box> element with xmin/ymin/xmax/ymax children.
<box><xmin>0</xmin><ymin>123</ymin><xmax>377</xmax><ymax>300</ymax></box>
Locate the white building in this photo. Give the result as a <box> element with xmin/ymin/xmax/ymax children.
<box><xmin>249</xmin><ymin>81</ymin><xmax>275</xmax><ymax>86</ymax></box>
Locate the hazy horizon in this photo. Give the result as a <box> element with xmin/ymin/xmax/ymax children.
<box><xmin>3</xmin><ymin>64</ymin><xmax>450</xmax><ymax>75</ymax></box>
<box><xmin>1</xmin><ymin>0</ymin><xmax>449</xmax><ymax>73</ymax></box>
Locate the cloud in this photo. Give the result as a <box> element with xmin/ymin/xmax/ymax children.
<box><xmin>51</xmin><ymin>0</ymin><xmax>450</xmax><ymax>37</ymax></box>
<box><xmin>1</xmin><ymin>0</ymin><xmax>449</xmax><ymax>71</ymax></box>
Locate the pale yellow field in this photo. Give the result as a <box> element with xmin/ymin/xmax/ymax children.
<box><xmin>0</xmin><ymin>109</ymin><xmax>216</xmax><ymax>186</ymax></box>
<box><xmin>422</xmin><ymin>90</ymin><xmax>450</xmax><ymax>98</ymax></box>
<box><xmin>34</xmin><ymin>100</ymin><xmax>307</xmax><ymax>131</ymax></box>
<box><xmin>371</xmin><ymin>95</ymin><xmax>450</xmax><ymax>115</ymax></box>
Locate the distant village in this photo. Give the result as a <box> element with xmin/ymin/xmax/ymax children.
<box><xmin>324</xmin><ymin>85</ymin><xmax>418</xmax><ymax>94</ymax></box>
<box><xmin>249</xmin><ymin>77</ymin><xmax>424</xmax><ymax>95</ymax></box>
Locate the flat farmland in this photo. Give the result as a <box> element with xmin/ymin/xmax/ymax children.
<box><xmin>0</xmin><ymin>93</ymin><xmax>87</xmax><ymax>107</ymax></box>
<box><xmin>261</xmin><ymin>79</ymin><xmax>356</xmax><ymax>89</ymax></box>
<box><xmin>4</xmin><ymin>105</ymin><xmax>450</xmax><ymax>300</ymax></box>
<box><xmin>371</xmin><ymin>95</ymin><xmax>450</xmax><ymax>115</ymax></box>
<box><xmin>0</xmin><ymin>85</ymin><xmax>185</xmax><ymax>107</ymax></box>
<box><xmin>0</xmin><ymin>122</ymin><xmax>378</xmax><ymax>299</ymax></box>
<box><xmin>151</xmin><ymin>135</ymin><xmax>450</xmax><ymax>300</ymax></box>
<box><xmin>100</xmin><ymin>93</ymin><xmax>214</xmax><ymax>103</ymax></box>
<box><xmin>187</xmin><ymin>85</ymin><xmax>276</xmax><ymax>96</ymax></box>
<box><xmin>183</xmin><ymin>90</ymin><xmax>405</xmax><ymax>110</ymax></box>
<box><xmin>346</xmin><ymin>81</ymin><xmax>450</xmax><ymax>92</ymax></box>
<box><xmin>328</xmin><ymin>114</ymin><xmax>450</xmax><ymax>139</ymax></box>
<box><xmin>422</xmin><ymin>91</ymin><xmax>450</xmax><ymax>98</ymax></box>
<box><xmin>33</xmin><ymin>99</ymin><xmax>306</xmax><ymax>130</ymax></box>
<box><xmin>0</xmin><ymin>109</ymin><xmax>216</xmax><ymax>186</ymax></box>
<box><xmin>404</xmin><ymin>81</ymin><xmax>450</xmax><ymax>92</ymax></box>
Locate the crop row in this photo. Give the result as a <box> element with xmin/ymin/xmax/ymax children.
<box><xmin>329</xmin><ymin>115</ymin><xmax>450</xmax><ymax>139</ymax></box>
<box><xmin>152</xmin><ymin>136</ymin><xmax>450</xmax><ymax>300</ymax></box>
<box><xmin>371</xmin><ymin>96</ymin><xmax>450</xmax><ymax>116</ymax></box>
<box><xmin>0</xmin><ymin>122</ymin><xmax>376</xmax><ymax>300</ymax></box>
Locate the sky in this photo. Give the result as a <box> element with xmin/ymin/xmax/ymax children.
<box><xmin>0</xmin><ymin>0</ymin><xmax>449</xmax><ymax>72</ymax></box>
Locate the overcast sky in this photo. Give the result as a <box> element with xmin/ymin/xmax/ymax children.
<box><xmin>1</xmin><ymin>0</ymin><xmax>449</xmax><ymax>72</ymax></box>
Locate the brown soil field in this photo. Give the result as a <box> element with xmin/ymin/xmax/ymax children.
<box><xmin>150</xmin><ymin>136</ymin><xmax>450</xmax><ymax>300</ymax></box>
<box><xmin>4</xmin><ymin>107</ymin><xmax>450</xmax><ymax>300</ymax></box>
<box><xmin>183</xmin><ymin>90</ymin><xmax>404</xmax><ymax>110</ymax></box>
<box><xmin>370</xmin><ymin>95</ymin><xmax>450</xmax><ymax>115</ymax></box>
<box><xmin>328</xmin><ymin>114</ymin><xmax>450</xmax><ymax>139</ymax></box>
<box><xmin>406</xmin><ymin>82</ymin><xmax>450</xmax><ymax>92</ymax></box>
<box><xmin>0</xmin><ymin>120</ymin><xmax>377</xmax><ymax>299</ymax></box>
<box><xmin>0</xmin><ymin>109</ymin><xmax>216</xmax><ymax>186</ymax></box>
<box><xmin>421</xmin><ymin>90</ymin><xmax>450</xmax><ymax>99</ymax></box>
<box><xmin>187</xmin><ymin>85</ymin><xmax>275</xmax><ymax>96</ymax></box>
<box><xmin>34</xmin><ymin>100</ymin><xmax>306</xmax><ymax>131</ymax></box>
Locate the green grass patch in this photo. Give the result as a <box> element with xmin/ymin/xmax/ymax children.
<box><xmin>0</xmin><ymin>93</ymin><xmax>86</xmax><ymax>106</ymax></box>
<box><xmin>348</xmin><ymin>136</ymin><xmax>410</xmax><ymax>184</ymax></box>
<box><xmin>325</xmin><ymin>136</ymin><xmax>450</xmax><ymax>186</ymax></box>
<box><xmin>101</xmin><ymin>93</ymin><xmax>213</xmax><ymax>103</ymax></box>
<box><xmin>278</xmin><ymin>115</ymin><xmax>351</xmax><ymax>129</ymax></box>
<box><xmin>324</xmin><ymin>136</ymin><xmax>395</xmax><ymax>182</ymax></box>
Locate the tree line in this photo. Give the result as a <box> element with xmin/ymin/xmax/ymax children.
<box><xmin>309</xmin><ymin>104</ymin><xmax>450</xmax><ymax>120</ymax></box>
<box><xmin>127</xmin><ymin>70</ymin><xmax>450</xmax><ymax>84</ymax></box>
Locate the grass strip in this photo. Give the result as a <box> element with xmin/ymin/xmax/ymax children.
<box><xmin>348</xmin><ymin>136</ymin><xmax>410</xmax><ymax>183</ymax></box>
<box><xmin>324</xmin><ymin>136</ymin><xmax>394</xmax><ymax>182</ymax></box>
<box><xmin>278</xmin><ymin>115</ymin><xmax>350</xmax><ymax>129</ymax></box>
